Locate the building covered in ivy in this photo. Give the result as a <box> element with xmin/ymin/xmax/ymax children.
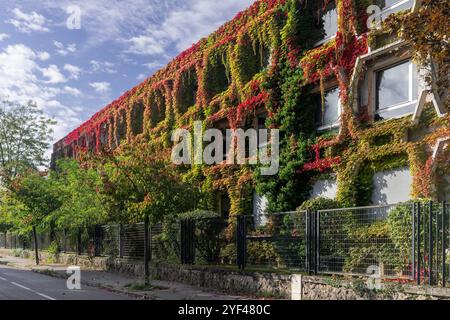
<box><xmin>52</xmin><ymin>0</ymin><xmax>449</xmax><ymax>218</ymax></box>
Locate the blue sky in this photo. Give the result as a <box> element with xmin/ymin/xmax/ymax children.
<box><xmin>0</xmin><ymin>0</ymin><xmax>254</xmax><ymax>157</ymax></box>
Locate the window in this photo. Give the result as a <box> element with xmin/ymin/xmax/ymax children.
<box><xmin>205</xmin><ymin>52</ymin><xmax>231</xmax><ymax>100</ymax></box>
<box><xmin>178</xmin><ymin>68</ymin><xmax>198</xmax><ymax>113</ymax></box>
<box><xmin>375</xmin><ymin>0</ymin><xmax>413</xmax><ymax>21</ymax></box>
<box><xmin>314</xmin><ymin>1</ymin><xmax>338</xmax><ymax>47</ymax></box>
<box><xmin>315</xmin><ymin>87</ymin><xmax>341</xmax><ymax>130</ymax></box>
<box><xmin>375</xmin><ymin>60</ymin><xmax>418</xmax><ymax>121</ymax></box>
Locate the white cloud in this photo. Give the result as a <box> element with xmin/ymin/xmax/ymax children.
<box><xmin>26</xmin><ymin>0</ymin><xmax>253</xmax><ymax>55</ymax></box>
<box><xmin>89</xmin><ymin>82</ymin><xmax>111</xmax><ymax>94</ymax></box>
<box><xmin>64</xmin><ymin>64</ymin><xmax>82</xmax><ymax>79</ymax></box>
<box><xmin>7</xmin><ymin>8</ymin><xmax>50</xmax><ymax>33</ymax></box>
<box><xmin>0</xmin><ymin>33</ymin><xmax>9</xmax><ymax>41</ymax></box>
<box><xmin>126</xmin><ymin>34</ymin><xmax>167</xmax><ymax>56</ymax></box>
<box><xmin>90</xmin><ymin>60</ymin><xmax>117</xmax><ymax>74</ymax></box>
<box><xmin>37</xmin><ymin>51</ymin><xmax>51</xmax><ymax>61</ymax></box>
<box><xmin>63</xmin><ymin>86</ymin><xmax>82</xmax><ymax>96</ymax></box>
<box><xmin>124</xmin><ymin>0</ymin><xmax>254</xmax><ymax>55</ymax></box>
<box><xmin>136</xmin><ymin>73</ymin><xmax>147</xmax><ymax>81</ymax></box>
<box><xmin>53</xmin><ymin>41</ymin><xmax>77</xmax><ymax>56</ymax></box>
<box><xmin>143</xmin><ymin>61</ymin><xmax>165</xmax><ymax>69</ymax></box>
<box><xmin>0</xmin><ymin>44</ymin><xmax>40</xmax><ymax>96</ymax></box>
<box><xmin>0</xmin><ymin>44</ymin><xmax>82</xmax><ymax>156</ymax></box>
<box><xmin>41</xmin><ymin>65</ymin><xmax>67</xmax><ymax>84</ymax></box>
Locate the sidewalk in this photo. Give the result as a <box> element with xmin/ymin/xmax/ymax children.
<box><xmin>0</xmin><ymin>254</ymin><xmax>250</xmax><ymax>300</ymax></box>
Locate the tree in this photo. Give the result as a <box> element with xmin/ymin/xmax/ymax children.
<box><xmin>50</xmin><ymin>159</ymin><xmax>107</xmax><ymax>231</ymax></box>
<box><xmin>9</xmin><ymin>170</ymin><xmax>62</xmax><ymax>264</ymax></box>
<box><xmin>0</xmin><ymin>99</ymin><xmax>56</xmax><ymax>185</ymax></box>
<box><xmin>88</xmin><ymin>141</ymin><xmax>201</xmax><ymax>283</ymax></box>
<box><xmin>91</xmin><ymin>142</ymin><xmax>201</xmax><ymax>225</ymax></box>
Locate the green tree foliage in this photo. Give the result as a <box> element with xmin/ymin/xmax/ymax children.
<box><xmin>8</xmin><ymin>170</ymin><xmax>62</xmax><ymax>233</ymax></box>
<box><xmin>49</xmin><ymin>159</ymin><xmax>107</xmax><ymax>230</ymax></box>
<box><xmin>89</xmin><ymin>142</ymin><xmax>201</xmax><ymax>224</ymax></box>
<box><xmin>0</xmin><ymin>99</ymin><xmax>56</xmax><ymax>185</ymax></box>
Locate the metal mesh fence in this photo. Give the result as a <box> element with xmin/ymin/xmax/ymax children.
<box><xmin>193</xmin><ymin>217</ymin><xmax>234</xmax><ymax>266</ymax></box>
<box><xmin>0</xmin><ymin>233</ymin><xmax>5</xmax><ymax>248</ymax></box>
<box><xmin>102</xmin><ymin>225</ymin><xmax>119</xmax><ymax>257</ymax></box>
<box><xmin>122</xmin><ymin>223</ymin><xmax>145</xmax><ymax>258</ymax></box>
<box><xmin>418</xmin><ymin>201</ymin><xmax>450</xmax><ymax>286</ymax></box>
<box><xmin>150</xmin><ymin>222</ymin><xmax>180</xmax><ymax>263</ymax></box>
<box><xmin>246</xmin><ymin>212</ymin><xmax>308</xmax><ymax>272</ymax></box>
<box><xmin>317</xmin><ymin>203</ymin><xmax>414</xmax><ymax>279</ymax></box>
<box><xmin>0</xmin><ymin>201</ymin><xmax>448</xmax><ymax>285</ymax></box>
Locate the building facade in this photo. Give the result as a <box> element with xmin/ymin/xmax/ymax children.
<box><xmin>52</xmin><ymin>0</ymin><xmax>449</xmax><ymax>217</ymax></box>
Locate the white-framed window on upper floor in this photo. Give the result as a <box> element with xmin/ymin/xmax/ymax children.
<box><xmin>374</xmin><ymin>59</ymin><xmax>418</xmax><ymax>121</ymax></box>
<box><xmin>315</xmin><ymin>86</ymin><xmax>341</xmax><ymax>131</ymax></box>
<box><xmin>314</xmin><ymin>1</ymin><xmax>338</xmax><ymax>47</ymax></box>
<box><xmin>374</xmin><ymin>0</ymin><xmax>414</xmax><ymax>21</ymax></box>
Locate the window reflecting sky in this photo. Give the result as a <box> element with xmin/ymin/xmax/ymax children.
<box><xmin>316</xmin><ymin>87</ymin><xmax>340</xmax><ymax>127</ymax></box>
<box><xmin>376</xmin><ymin>61</ymin><xmax>410</xmax><ymax>110</ymax></box>
<box><xmin>322</xmin><ymin>2</ymin><xmax>338</xmax><ymax>39</ymax></box>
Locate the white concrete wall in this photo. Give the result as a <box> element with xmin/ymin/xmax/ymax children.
<box><xmin>372</xmin><ymin>167</ymin><xmax>412</xmax><ymax>205</ymax></box>
<box><xmin>310</xmin><ymin>179</ymin><xmax>338</xmax><ymax>200</ymax></box>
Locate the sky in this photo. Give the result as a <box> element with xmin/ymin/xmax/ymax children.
<box><xmin>0</xmin><ymin>0</ymin><xmax>255</xmax><ymax>159</ymax></box>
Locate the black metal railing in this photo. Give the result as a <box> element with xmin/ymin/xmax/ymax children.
<box><xmin>1</xmin><ymin>201</ymin><xmax>448</xmax><ymax>286</ymax></box>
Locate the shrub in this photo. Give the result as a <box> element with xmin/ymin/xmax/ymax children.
<box><xmin>46</xmin><ymin>240</ymin><xmax>60</xmax><ymax>263</ymax></box>
<box><xmin>297</xmin><ymin>197</ymin><xmax>341</xmax><ymax>211</ymax></box>
<box><xmin>247</xmin><ymin>241</ymin><xmax>281</xmax><ymax>266</ymax></box>
<box><xmin>11</xmin><ymin>248</ymin><xmax>24</xmax><ymax>257</ymax></box>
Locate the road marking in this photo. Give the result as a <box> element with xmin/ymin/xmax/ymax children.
<box><xmin>9</xmin><ymin>281</ymin><xmax>56</xmax><ymax>300</ymax></box>
<box><xmin>0</xmin><ymin>276</ymin><xmax>56</xmax><ymax>300</ymax></box>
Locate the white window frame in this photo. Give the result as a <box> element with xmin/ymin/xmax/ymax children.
<box><xmin>313</xmin><ymin>1</ymin><xmax>338</xmax><ymax>48</ymax></box>
<box><xmin>317</xmin><ymin>87</ymin><xmax>342</xmax><ymax>132</ymax></box>
<box><xmin>374</xmin><ymin>0</ymin><xmax>414</xmax><ymax>22</ymax></box>
<box><xmin>372</xmin><ymin>58</ymin><xmax>418</xmax><ymax>121</ymax></box>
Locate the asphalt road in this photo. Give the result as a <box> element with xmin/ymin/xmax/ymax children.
<box><xmin>0</xmin><ymin>265</ymin><xmax>134</xmax><ymax>300</ymax></box>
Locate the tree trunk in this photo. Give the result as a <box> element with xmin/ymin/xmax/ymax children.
<box><xmin>33</xmin><ymin>226</ymin><xmax>39</xmax><ymax>265</ymax></box>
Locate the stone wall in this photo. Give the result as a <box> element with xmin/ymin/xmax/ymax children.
<box><xmin>2</xmin><ymin>248</ymin><xmax>449</xmax><ymax>300</ymax></box>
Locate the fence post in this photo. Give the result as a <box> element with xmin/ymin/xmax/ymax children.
<box><xmin>236</xmin><ymin>216</ymin><xmax>247</xmax><ymax>270</ymax></box>
<box><xmin>306</xmin><ymin>210</ymin><xmax>312</xmax><ymax>274</ymax></box>
<box><xmin>94</xmin><ymin>225</ymin><xmax>102</xmax><ymax>257</ymax></box>
<box><xmin>144</xmin><ymin>216</ymin><xmax>150</xmax><ymax>285</ymax></box>
<box><xmin>180</xmin><ymin>219</ymin><xmax>195</xmax><ymax>265</ymax></box>
<box><xmin>442</xmin><ymin>201</ymin><xmax>447</xmax><ymax>287</ymax></box>
<box><xmin>315</xmin><ymin>211</ymin><xmax>320</xmax><ymax>275</ymax></box>
<box><xmin>118</xmin><ymin>224</ymin><xmax>124</xmax><ymax>258</ymax></box>
<box><xmin>32</xmin><ymin>226</ymin><xmax>39</xmax><ymax>265</ymax></box>
<box><xmin>417</xmin><ymin>202</ymin><xmax>421</xmax><ymax>285</ymax></box>
<box><xmin>77</xmin><ymin>227</ymin><xmax>82</xmax><ymax>255</ymax></box>
<box><xmin>429</xmin><ymin>201</ymin><xmax>434</xmax><ymax>285</ymax></box>
<box><xmin>180</xmin><ymin>220</ymin><xmax>185</xmax><ymax>264</ymax></box>
<box><xmin>63</xmin><ymin>229</ymin><xmax>67</xmax><ymax>253</ymax></box>
<box><xmin>191</xmin><ymin>219</ymin><xmax>195</xmax><ymax>264</ymax></box>
<box><xmin>412</xmin><ymin>203</ymin><xmax>416</xmax><ymax>280</ymax></box>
